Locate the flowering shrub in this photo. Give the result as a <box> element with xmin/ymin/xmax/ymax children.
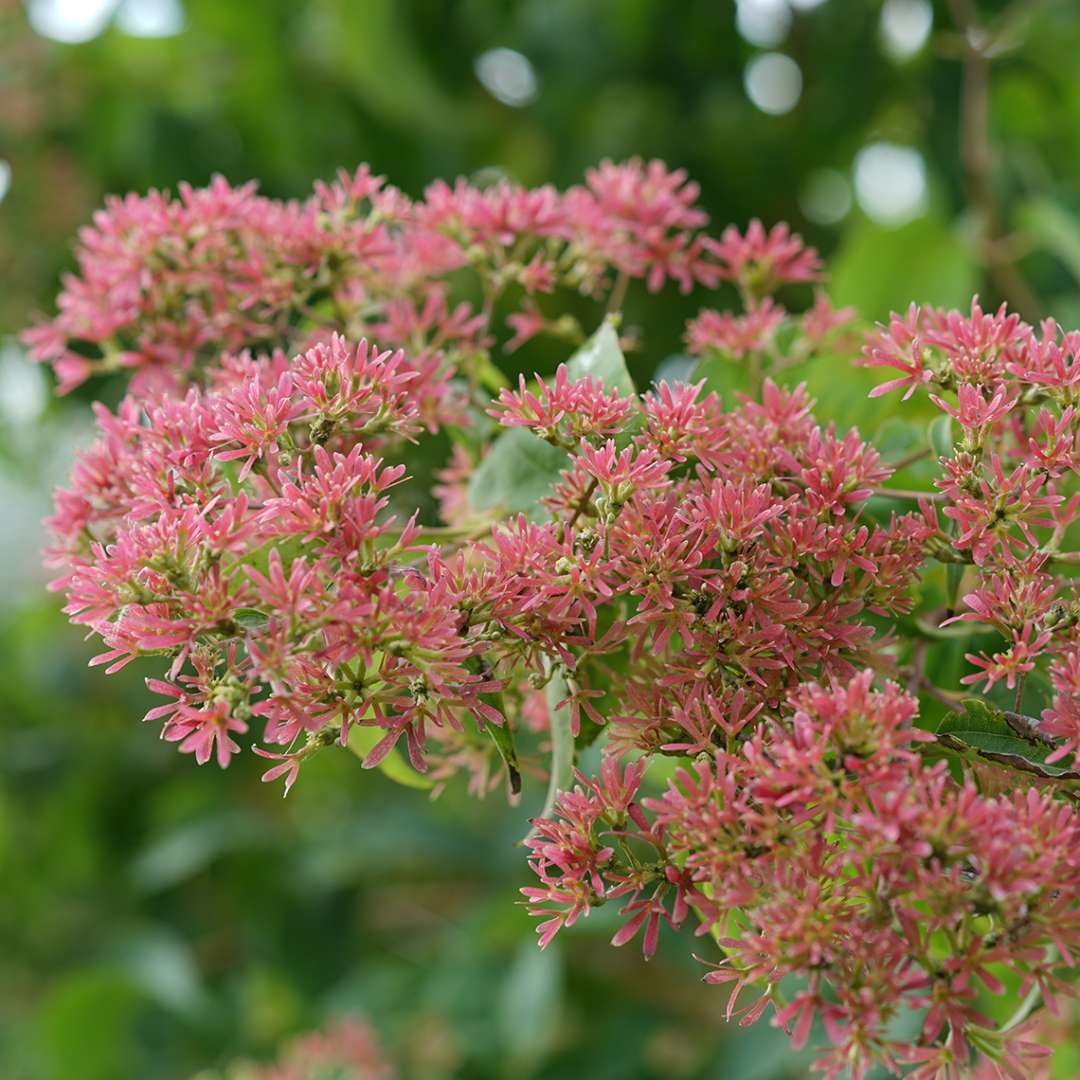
<box><xmin>28</xmin><ymin>161</ymin><xmax>1080</xmax><ymax>1077</ymax></box>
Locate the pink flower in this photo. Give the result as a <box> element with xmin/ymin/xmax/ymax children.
<box><xmin>706</xmin><ymin>218</ymin><xmax>822</xmax><ymax>291</ymax></box>
<box><xmin>162</xmin><ymin>699</ymin><xmax>249</xmax><ymax>768</ymax></box>
<box><xmin>685</xmin><ymin>299</ymin><xmax>786</xmax><ymax>358</ymax></box>
<box><xmin>489</xmin><ymin>363</ymin><xmax>637</xmax><ymax>444</ymax></box>
<box><xmin>928</xmin><ymin>382</ymin><xmax>1018</xmax><ymax>433</ymax></box>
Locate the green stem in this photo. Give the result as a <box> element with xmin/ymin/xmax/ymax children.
<box><xmin>605</xmin><ymin>271</ymin><xmax>630</xmax><ymax>316</ymax></box>
<box><xmin>523</xmin><ymin>657</ymin><xmax>576</xmax><ymax>842</ymax></box>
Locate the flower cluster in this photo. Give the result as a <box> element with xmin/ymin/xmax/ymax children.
<box><xmin>33</xmin><ymin>161</ymin><xmax>1080</xmax><ymax>1077</ymax></box>
<box><xmin>49</xmin><ymin>334</ymin><xmax>509</xmax><ymax>780</ymax></box>
<box><xmin>526</xmin><ymin>672</ymin><xmax>1078</xmax><ymax>1079</ymax></box>
<box><xmin>863</xmin><ymin>299</ymin><xmax>1080</xmax><ymax>769</ymax></box>
<box><xmin>25</xmin><ymin>158</ymin><xmax>726</xmax><ymax>400</ymax></box>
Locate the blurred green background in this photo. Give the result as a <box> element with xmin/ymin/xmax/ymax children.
<box><xmin>5</xmin><ymin>1</ymin><xmax>1080</xmax><ymax>1077</ymax></box>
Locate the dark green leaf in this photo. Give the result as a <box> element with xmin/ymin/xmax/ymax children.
<box><xmin>483</xmin><ymin>715</ymin><xmax>522</xmax><ymax>795</ymax></box>
<box><xmin>1016</xmin><ymin>197</ymin><xmax>1080</xmax><ymax>285</ymax></box>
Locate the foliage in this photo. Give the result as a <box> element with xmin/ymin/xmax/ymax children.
<box><xmin>12</xmin><ymin>2</ymin><xmax>1080</xmax><ymax>1079</ymax></box>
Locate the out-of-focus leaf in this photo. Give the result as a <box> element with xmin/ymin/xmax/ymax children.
<box><xmin>690</xmin><ymin>353</ymin><xmax>754</xmax><ymax>402</ymax></box>
<box><xmin>104</xmin><ymin>925</ymin><xmax>207</xmax><ymax>1016</ymax></box>
<box><xmin>347</xmin><ymin>725</ymin><xmax>434</xmax><ymax>790</ymax></box>
<box><xmin>129</xmin><ymin>813</ymin><xmax>269</xmax><ymax>892</ymax></box>
<box><xmin>832</xmin><ymin>215</ymin><xmax>978</xmax><ymax>322</ymax></box>
<box><xmin>467</xmin><ymin>428</ymin><xmax>569</xmax><ymax>519</ymax></box>
<box><xmin>1017</xmin><ymin>197</ymin><xmax>1080</xmax><ymax>285</ymax></box>
<box><xmin>35</xmin><ymin>969</ymin><xmax>144</xmax><ymax>1080</ymax></box>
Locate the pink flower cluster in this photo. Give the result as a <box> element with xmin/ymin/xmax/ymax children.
<box><xmin>49</xmin><ymin>334</ymin><xmax>513</xmax><ymax>780</ymax></box>
<box><xmin>864</xmin><ymin>300</ymin><xmax>1080</xmax><ymax>767</ymax></box>
<box><xmin>526</xmin><ymin>672</ymin><xmax>1078</xmax><ymax>1079</ymax></box>
<box><xmin>33</xmin><ymin>160</ymin><xmax>1080</xmax><ymax>1077</ymax></box>
<box><xmin>685</xmin><ymin>231</ymin><xmax>855</xmax><ymax>371</ymax></box>
<box><xmin>24</xmin><ymin>158</ymin><xmax>727</xmax><ymax>398</ymax></box>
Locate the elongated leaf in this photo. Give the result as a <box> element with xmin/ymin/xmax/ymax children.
<box><xmin>484</xmin><ymin>714</ymin><xmax>522</xmax><ymax>795</ymax></box>
<box><xmin>525</xmin><ymin>660</ymin><xmax>576</xmax><ymax>839</ymax></box>
<box><xmin>928</xmin><ymin>413</ymin><xmax>953</xmax><ymax>459</ymax></box>
<box><xmin>497</xmin><ymin>941</ymin><xmax>562</xmax><ymax>1068</ymax></box>
<box><xmin>936</xmin><ymin>699</ymin><xmax>1078</xmax><ymax>779</ymax></box>
<box><xmin>1017</xmin><ymin>197</ymin><xmax>1080</xmax><ymax>285</ymax></box>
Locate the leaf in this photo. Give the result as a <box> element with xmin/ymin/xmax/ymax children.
<box><xmin>347</xmin><ymin>726</ymin><xmax>435</xmax><ymax>790</ymax></box>
<box><xmin>105</xmin><ymin>926</ymin><xmax>208</xmax><ymax>1016</ymax></box>
<box><xmin>913</xmin><ymin>615</ymin><xmax>972</xmax><ymax>641</ymax></box>
<box><xmin>1016</xmin><ymin>197</ymin><xmax>1080</xmax><ymax>285</ymax></box>
<box><xmin>831</xmin><ymin>215</ymin><xmax>978</xmax><ymax>322</ymax></box>
<box><xmin>936</xmin><ymin>699</ymin><xmax>1078</xmax><ymax>779</ymax></box>
<box><xmin>566</xmin><ymin>317</ymin><xmax>636</xmax><ymax>397</ymax></box>
<box><xmin>466</xmin><ymin>321</ymin><xmax>636</xmax><ymax>522</ymax></box>
<box><xmin>690</xmin><ymin>352</ymin><xmax>754</xmax><ymax>402</ymax></box>
<box><xmin>36</xmin><ymin>969</ymin><xmax>144</xmax><ymax>1080</ymax></box>
<box><xmin>129</xmin><ymin>813</ymin><xmax>269</xmax><ymax>892</ymax></box>
<box><xmin>483</xmin><ymin>714</ymin><xmax>522</xmax><ymax>795</ymax></box>
<box><xmin>467</xmin><ymin>427</ymin><xmax>569</xmax><ymax>519</ymax></box>
<box><xmin>471</xmin><ymin>351</ymin><xmax>510</xmax><ymax>394</ymax></box>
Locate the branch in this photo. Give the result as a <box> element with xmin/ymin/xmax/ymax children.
<box><xmin>948</xmin><ymin>0</ymin><xmax>1043</xmax><ymax>321</ymax></box>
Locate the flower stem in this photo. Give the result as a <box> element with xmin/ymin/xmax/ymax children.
<box><xmin>523</xmin><ymin>657</ymin><xmax>576</xmax><ymax>842</ymax></box>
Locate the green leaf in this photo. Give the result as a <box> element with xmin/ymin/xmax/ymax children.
<box><xmin>1016</xmin><ymin>197</ymin><xmax>1080</xmax><ymax>285</ymax></box>
<box><xmin>484</xmin><ymin>714</ymin><xmax>522</xmax><ymax>795</ymax></box>
<box><xmin>831</xmin><ymin>215</ymin><xmax>978</xmax><ymax>322</ymax></box>
<box><xmin>347</xmin><ymin>726</ymin><xmax>435</xmax><ymax>790</ymax></box>
<box><xmin>36</xmin><ymin>969</ymin><xmax>144</xmax><ymax>1080</ymax></box>
<box><xmin>471</xmin><ymin>351</ymin><xmax>511</xmax><ymax>394</ymax></box>
<box><xmin>566</xmin><ymin>317</ymin><xmax>636</xmax><ymax>396</ymax></box>
<box><xmin>912</xmin><ymin>614</ymin><xmax>971</xmax><ymax>641</ymax></box>
<box><xmin>690</xmin><ymin>353</ymin><xmax>754</xmax><ymax>402</ymax></box>
<box><xmin>129</xmin><ymin>813</ymin><xmax>268</xmax><ymax>892</ymax></box>
<box><xmin>936</xmin><ymin>699</ymin><xmax>1077</xmax><ymax>779</ymax></box>
<box><xmin>944</xmin><ymin>564</ymin><xmax>965</xmax><ymax>614</ymax></box>
<box><xmin>467</xmin><ymin>428</ymin><xmax>569</xmax><ymax>519</ymax></box>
